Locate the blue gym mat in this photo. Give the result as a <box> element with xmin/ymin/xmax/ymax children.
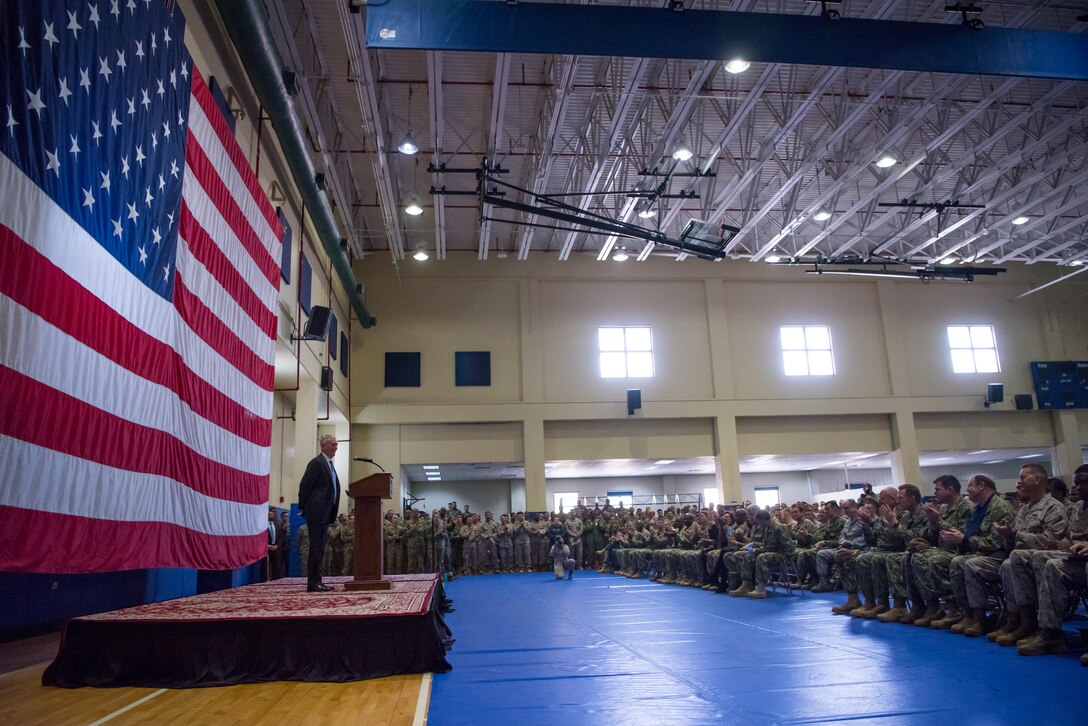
<box><xmin>429</xmin><ymin>572</ymin><xmax>1084</xmax><ymax>725</ymax></box>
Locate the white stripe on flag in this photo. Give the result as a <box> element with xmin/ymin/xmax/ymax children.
<box><xmin>181</xmin><ymin>171</ymin><xmax>280</xmax><ymax>312</ymax></box>
<box><xmin>0</xmin><ymin>435</ymin><xmax>266</xmax><ymax>536</ymax></box>
<box><xmin>187</xmin><ymin>98</ymin><xmax>283</xmax><ymax>261</ymax></box>
<box><xmin>0</xmin><ymin>294</ymin><xmax>270</xmax><ymax>476</ymax></box>
<box><xmin>175</xmin><ymin>235</ymin><xmax>276</xmax><ymax>361</ymax></box>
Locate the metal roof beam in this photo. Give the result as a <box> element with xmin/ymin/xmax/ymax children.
<box><xmin>427</xmin><ymin>51</ymin><xmax>448</xmax><ymax>260</ymax></box>
<box><xmin>478</xmin><ymin>53</ymin><xmax>511</xmax><ymax>259</ymax></box>
<box><xmin>366</xmin><ymin>0</ymin><xmax>1088</xmax><ymax>81</ymax></box>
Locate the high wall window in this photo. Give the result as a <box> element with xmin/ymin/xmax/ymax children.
<box><xmin>754</xmin><ymin>487</ymin><xmax>780</xmax><ymax>508</ymax></box>
<box><xmin>780</xmin><ymin>325</ymin><xmax>834</xmax><ymax>376</ymax></box>
<box><xmin>553</xmin><ymin>492</ymin><xmax>579</xmax><ymax>514</ymax></box>
<box><xmin>598</xmin><ymin>326</ymin><xmax>654</xmax><ymax>378</ymax></box>
<box><xmin>947</xmin><ymin>325</ymin><xmax>999</xmax><ymax>373</ymax></box>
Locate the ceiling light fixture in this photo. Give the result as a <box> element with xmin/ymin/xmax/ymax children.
<box><xmin>413</xmin><ymin>249</ymin><xmax>429</xmax><ymax>261</ymax></box>
<box><xmin>813</xmin><ymin>210</ymin><xmax>832</xmax><ymax>221</ymax></box>
<box><xmin>612</xmin><ymin>249</ymin><xmax>629</xmax><ymax>262</ymax></box>
<box><xmin>724</xmin><ymin>59</ymin><xmax>751</xmax><ymax>74</ymax></box>
<box><xmin>404</xmin><ymin>194</ymin><xmax>423</xmax><ymax>216</ymax></box>
<box><xmin>671</xmin><ymin>142</ymin><xmax>693</xmax><ymax>162</ymax></box>
<box><xmin>1070</xmin><ymin>260</ymin><xmax>1084</xmax><ymax>267</ymax></box>
<box><xmin>423</xmin><ymin>465</ymin><xmax>439</xmax><ymax>470</ymax></box>
<box><xmin>397</xmin><ymin>134</ymin><xmax>419</xmax><ymax>155</ymax></box>
<box><xmin>939</xmin><ymin>256</ymin><xmax>957</xmax><ymax>265</ymax></box>
<box><xmin>638</xmin><ymin>206</ymin><xmax>656</xmax><ymax>219</ymax></box>
<box><xmin>875</xmin><ymin>155</ymin><xmax>897</xmax><ymax>168</ymax></box>
<box><xmin>765</xmin><ymin>255</ymin><xmax>781</xmax><ymax>263</ymax></box>
<box><xmin>655</xmin><ymin>459</ymin><xmax>675</xmax><ymax>465</ymax></box>
<box><xmin>1012</xmin><ymin>216</ymin><xmax>1029</xmax><ymax>225</ymax></box>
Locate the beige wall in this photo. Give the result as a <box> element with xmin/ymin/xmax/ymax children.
<box><xmin>345</xmin><ymin>254</ymin><xmax>1088</xmax><ymax>508</ymax></box>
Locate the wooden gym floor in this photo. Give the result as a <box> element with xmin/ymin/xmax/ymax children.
<box><xmin>0</xmin><ymin>632</ymin><xmax>431</xmax><ymax>726</ymax></box>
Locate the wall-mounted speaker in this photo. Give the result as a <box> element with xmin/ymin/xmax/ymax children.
<box><xmin>1014</xmin><ymin>394</ymin><xmax>1034</xmax><ymax>410</ymax></box>
<box><xmin>985</xmin><ymin>383</ymin><xmax>1004</xmax><ymax>407</ymax></box>
<box><xmin>320</xmin><ymin>366</ymin><xmax>333</xmax><ymax>392</ymax></box>
<box><xmin>301</xmin><ymin>305</ymin><xmax>332</xmax><ymax>341</ymax></box>
<box><xmin>627</xmin><ymin>389</ymin><xmax>642</xmax><ymax>416</ymax></box>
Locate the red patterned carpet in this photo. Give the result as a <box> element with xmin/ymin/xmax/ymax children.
<box><xmin>83</xmin><ymin>575</ymin><xmax>437</xmax><ymax>622</ymax></box>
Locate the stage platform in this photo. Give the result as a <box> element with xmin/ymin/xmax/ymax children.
<box><xmin>42</xmin><ymin>574</ymin><xmax>452</xmax><ymax>689</ymax></box>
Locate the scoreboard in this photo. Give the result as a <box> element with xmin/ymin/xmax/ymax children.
<box><xmin>1030</xmin><ymin>361</ymin><xmax>1088</xmax><ymax>409</ymax></box>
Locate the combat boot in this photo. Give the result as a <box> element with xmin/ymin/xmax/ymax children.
<box><xmin>963</xmin><ymin>608</ymin><xmax>990</xmax><ymax>637</ymax></box>
<box><xmin>831</xmin><ymin>592</ymin><xmax>862</xmax><ymax>615</ymax></box>
<box><xmin>950</xmin><ymin>612</ymin><xmax>975</xmax><ymax>634</ymax></box>
<box><xmin>729</xmin><ymin>580</ymin><xmax>753</xmax><ymax>597</ymax></box>
<box><xmin>1017</xmin><ymin>628</ymin><xmax>1067</xmax><ymax>656</ymax></box>
<box><xmin>931</xmin><ymin>606</ymin><xmax>962</xmax><ymax>629</ymax></box>
<box><xmin>914</xmin><ymin>601</ymin><xmax>942</xmax><ymax>627</ymax></box>
<box><xmin>811</xmin><ymin>577</ymin><xmax>834</xmax><ymax>593</ymax></box>
<box><xmin>988</xmin><ymin>611</ymin><xmax>1020</xmax><ymax>642</ymax></box>
<box><xmin>747</xmin><ymin>585</ymin><xmax>768</xmax><ymax>599</ymax></box>
<box><xmin>877</xmin><ymin>597</ymin><xmax>909</xmax><ymax>622</ymax></box>
<box><xmin>849</xmin><ymin>595</ymin><xmax>877</xmax><ymax>617</ymax></box>
<box><xmin>998</xmin><ymin>607</ymin><xmax>1038</xmax><ymax>646</ymax></box>
<box><xmin>860</xmin><ymin>597</ymin><xmax>889</xmax><ymax>619</ymax></box>
<box><xmin>900</xmin><ymin>599</ymin><xmax>928</xmax><ymax>625</ymax></box>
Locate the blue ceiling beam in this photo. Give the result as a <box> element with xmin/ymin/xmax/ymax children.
<box><xmin>365</xmin><ymin>0</ymin><xmax>1088</xmax><ymax>81</ymax></box>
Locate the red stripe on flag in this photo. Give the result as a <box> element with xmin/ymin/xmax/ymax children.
<box><xmin>185</xmin><ymin>136</ymin><xmax>281</xmax><ymax>288</ymax></box>
<box><xmin>173</xmin><ymin>276</ymin><xmax>274</xmax><ymax>391</ymax></box>
<box><xmin>190</xmin><ymin>68</ymin><xmax>283</xmax><ymax>239</ymax></box>
<box><xmin>0</xmin><ymin>505</ymin><xmax>265</xmax><ymax>574</ymax></box>
<box><xmin>0</xmin><ymin>366</ymin><xmax>268</xmax><ymax>504</ymax></box>
<box><xmin>180</xmin><ymin>202</ymin><xmax>277</xmax><ymax>340</ymax></box>
<box><xmin>0</xmin><ymin>225</ymin><xmax>271</xmax><ymax>446</ymax></box>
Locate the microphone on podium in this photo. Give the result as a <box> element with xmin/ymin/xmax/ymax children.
<box><xmin>352</xmin><ymin>457</ymin><xmax>387</xmax><ymax>472</ymax></box>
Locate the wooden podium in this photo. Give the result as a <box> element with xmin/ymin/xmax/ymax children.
<box><xmin>344</xmin><ymin>473</ymin><xmax>392</xmax><ymax>591</ymax></box>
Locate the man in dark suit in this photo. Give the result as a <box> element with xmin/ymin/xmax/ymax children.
<box><xmin>298</xmin><ymin>434</ymin><xmax>342</xmax><ymax>592</ymax></box>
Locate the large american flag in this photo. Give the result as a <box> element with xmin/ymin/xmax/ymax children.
<box><xmin>0</xmin><ymin>0</ymin><xmax>280</xmax><ymax>573</ymax></box>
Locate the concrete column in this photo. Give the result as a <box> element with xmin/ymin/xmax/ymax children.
<box><xmin>1051</xmin><ymin>410</ymin><xmax>1083</xmax><ymax>477</ymax></box>
<box><xmin>351</xmin><ymin>423</ymin><xmax>403</xmax><ymax>513</ymax></box>
<box><xmin>876</xmin><ymin>282</ymin><xmax>912</xmax><ymax>397</ymax></box>
<box><xmin>713</xmin><ymin>414</ymin><xmax>742</xmax><ymax>504</ymax></box>
<box><xmin>524</xmin><ymin>417</ymin><xmax>547</xmax><ymax>511</ymax></box>
<box><xmin>292</xmin><ymin>379</ymin><xmax>320</xmax><ymax>501</ymax></box>
<box><xmin>889</xmin><ymin>411</ymin><xmax>923</xmax><ymax>486</ymax></box>
<box><xmin>704</xmin><ymin>279</ymin><xmax>735</xmax><ymax>399</ymax></box>
<box><xmin>520</xmin><ymin>278</ymin><xmax>544</xmax><ymax>402</ymax></box>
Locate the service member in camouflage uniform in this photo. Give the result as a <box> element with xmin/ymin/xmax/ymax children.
<box><xmin>959</xmin><ymin>464</ymin><xmax>1067</xmax><ymax>637</ymax></box>
<box><xmin>1020</xmin><ymin>466</ymin><xmax>1088</xmax><ymax>658</ymax></box>
<box><xmin>564</xmin><ymin>512</ymin><xmax>585</xmax><ymax>568</ymax></box>
<box><xmin>994</xmin><ymin>464</ymin><xmax>1087</xmax><ymax>649</ymax></box>
<box><xmin>497</xmin><ymin>514</ymin><xmax>514</xmax><ymax>573</ymax></box>
<box><xmin>828</xmin><ymin>500</ymin><xmax>875</xmax><ymax>614</ymax></box>
<box><xmin>796</xmin><ymin>502</ymin><xmax>845</xmax><ymax>589</ymax></box>
<box><xmin>1016</xmin><ymin>465</ymin><xmax>1088</xmax><ymax>655</ymax></box>
<box><xmin>297</xmin><ymin>522</ymin><xmax>309</xmax><ymax>578</ymax></box>
<box><xmin>513</xmin><ymin>512</ymin><xmax>532</xmax><ymax>572</ymax></box>
<box><xmin>874</xmin><ymin>484</ymin><xmax>930</xmax><ymax>622</ymax></box>
<box><xmin>531</xmin><ymin>515</ymin><xmax>550</xmax><ymax>571</ymax></box>
<box><xmin>433</xmin><ymin>511</ymin><xmax>451</xmax><ymax>575</ymax></box>
<box><xmin>340</xmin><ymin>510</ymin><xmax>355</xmax><ymax>576</ymax></box>
<box><xmin>744</xmin><ymin>510</ymin><xmax>796</xmax><ymax>598</ymax></box>
<box><xmin>847</xmin><ymin>488</ymin><xmax>905</xmax><ymax>619</ymax></box>
<box><xmin>462</xmin><ymin>514</ymin><xmax>481</xmax><ymax>575</ymax></box>
<box><xmin>727</xmin><ymin>509</ymin><xmax>774</xmax><ymax>597</ymax></box>
<box><xmin>909</xmin><ymin>475</ymin><xmax>973</xmax><ymax>626</ymax></box>
<box><xmin>478</xmin><ymin>511</ymin><xmax>500</xmax><ymax>573</ymax></box>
